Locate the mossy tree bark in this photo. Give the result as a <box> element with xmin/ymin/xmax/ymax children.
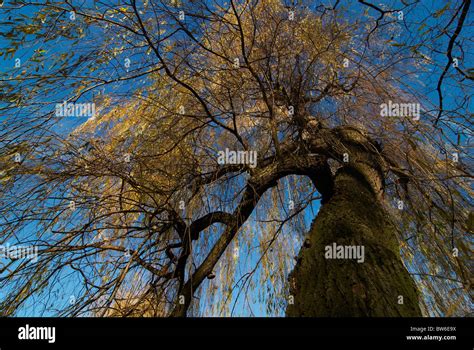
<box><xmin>286</xmin><ymin>166</ymin><xmax>422</xmax><ymax>317</ymax></box>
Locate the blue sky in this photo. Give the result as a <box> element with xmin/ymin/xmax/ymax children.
<box><xmin>0</xmin><ymin>0</ymin><xmax>472</xmax><ymax>316</ymax></box>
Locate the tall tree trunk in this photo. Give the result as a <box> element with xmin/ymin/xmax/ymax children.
<box><xmin>286</xmin><ymin>166</ymin><xmax>422</xmax><ymax>317</ymax></box>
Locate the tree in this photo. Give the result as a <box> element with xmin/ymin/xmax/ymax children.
<box><xmin>0</xmin><ymin>0</ymin><xmax>472</xmax><ymax>317</ymax></box>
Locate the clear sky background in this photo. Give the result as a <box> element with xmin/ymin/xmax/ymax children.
<box><xmin>0</xmin><ymin>0</ymin><xmax>472</xmax><ymax>317</ymax></box>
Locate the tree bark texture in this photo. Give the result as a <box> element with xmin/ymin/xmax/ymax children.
<box><xmin>286</xmin><ymin>166</ymin><xmax>422</xmax><ymax>317</ymax></box>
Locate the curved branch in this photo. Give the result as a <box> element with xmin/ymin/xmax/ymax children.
<box><xmin>170</xmin><ymin>150</ymin><xmax>327</xmax><ymax>316</ymax></box>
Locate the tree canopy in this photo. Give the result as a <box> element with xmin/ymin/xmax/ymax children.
<box><xmin>0</xmin><ymin>0</ymin><xmax>472</xmax><ymax>317</ymax></box>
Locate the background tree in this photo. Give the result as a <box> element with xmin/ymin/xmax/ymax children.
<box><xmin>0</xmin><ymin>0</ymin><xmax>472</xmax><ymax>317</ymax></box>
